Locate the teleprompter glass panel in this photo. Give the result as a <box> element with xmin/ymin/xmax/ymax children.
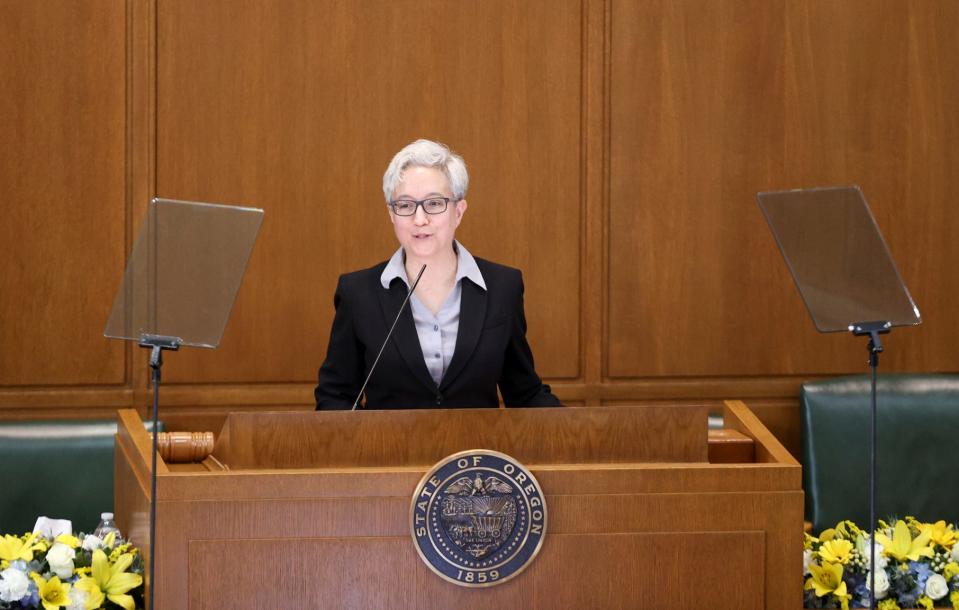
<box><xmin>104</xmin><ymin>198</ymin><xmax>264</xmax><ymax>348</ymax></box>
<box><xmin>758</xmin><ymin>186</ymin><xmax>920</xmax><ymax>333</ymax></box>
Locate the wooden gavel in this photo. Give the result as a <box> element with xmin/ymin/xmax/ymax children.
<box><xmin>156</xmin><ymin>431</ymin><xmax>215</xmax><ymax>463</ymax></box>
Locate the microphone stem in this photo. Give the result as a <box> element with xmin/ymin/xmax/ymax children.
<box><xmin>351</xmin><ymin>264</ymin><xmax>427</xmax><ymax>410</ymax></box>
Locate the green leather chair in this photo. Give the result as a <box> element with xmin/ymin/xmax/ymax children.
<box><xmin>0</xmin><ymin>419</ymin><xmax>160</xmax><ymax>535</ymax></box>
<box><xmin>801</xmin><ymin>374</ymin><xmax>959</xmax><ymax>534</ymax></box>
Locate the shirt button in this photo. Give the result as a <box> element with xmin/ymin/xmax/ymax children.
<box><xmin>434</xmin><ymin>353</ymin><xmax>441</xmax><ymax>358</ymax></box>
<box><xmin>433</xmin><ymin>325</ymin><xmax>439</xmax><ymax>331</ymax></box>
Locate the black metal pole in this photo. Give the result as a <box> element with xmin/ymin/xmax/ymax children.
<box><xmin>850</xmin><ymin>322</ymin><xmax>887</xmax><ymax>610</ymax></box>
<box><xmin>138</xmin><ymin>335</ymin><xmax>178</xmax><ymax>610</ymax></box>
<box><xmin>148</xmin><ymin>345</ymin><xmax>161</xmax><ymax>610</ymax></box>
<box><xmin>868</xmin><ymin>337</ymin><xmax>880</xmax><ymax>610</ymax></box>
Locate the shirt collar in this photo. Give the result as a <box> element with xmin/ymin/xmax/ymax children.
<box><xmin>380</xmin><ymin>240</ymin><xmax>486</xmax><ymax>291</ymax></box>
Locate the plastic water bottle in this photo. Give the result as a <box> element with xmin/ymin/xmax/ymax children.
<box><xmin>93</xmin><ymin>512</ymin><xmax>120</xmax><ymax>538</ymax></box>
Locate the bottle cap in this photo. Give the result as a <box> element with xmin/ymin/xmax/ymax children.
<box><xmin>101</xmin><ymin>512</ymin><xmax>114</xmax><ymax>520</ymax></box>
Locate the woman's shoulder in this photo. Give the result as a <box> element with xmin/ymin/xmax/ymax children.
<box><xmin>472</xmin><ymin>256</ymin><xmax>523</xmax><ymax>288</ymax></box>
<box><xmin>336</xmin><ymin>260</ymin><xmax>391</xmax><ymax>293</ymax></box>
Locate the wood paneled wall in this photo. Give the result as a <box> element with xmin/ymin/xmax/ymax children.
<box><xmin>0</xmin><ymin>1</ymin><xmax>128</xmax><ymax>392</ymax></box>
<box><xmin>2</xmin><ymin>0</ymin><xmax>957</xmax><ymax>456</ymax></box>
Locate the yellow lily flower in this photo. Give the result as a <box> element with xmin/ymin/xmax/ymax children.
<box><xmin>819</xmin><ymin>528</ymin><xmax>837</xmax><ymax>542</ymax></box>
<box><xmin>875</xmin><ymin>520</ymin><xmax>934</xmax><ymax>562</ymax></box>
<box><xmin>835</xmin><ymin>521</ymin><xmax>862</xmax><ymax>540</ymax></box>
<box><xmin>0</xmin><ymin>532</ymin><xmax>46</xmax><ymax>566</ymax></box>
<box><xmin>53</xmin><ymin>534</ymin><xmax>80</xmax><ymax>549</ymax></box>
<box><xmin>819</xmin><ymin>539</ymin><xmax>854</xmax><ymax>564</ymax></box>
<box><xmin>87</xmin><ymin>548</ymin><xmax>143</xmax><ymax>610</ymax></box>
<box><xmin>73</xmin><ymin>577</ymin><xmax>106</xmax><ymax>610</ymax></box>
<box><xmin>804</xmin><ymin>562</ymin><xmax>850</xmax><ymax>606</ymax></box>
<box><xmin>30</xmin><ymin>574</ymin><xmax>72</xmax><ymax>610</ymax></box>
<box><xmin>918</xmin><ymin>520</ymin><xmax>958</xmax><ymax>549</ymax></box>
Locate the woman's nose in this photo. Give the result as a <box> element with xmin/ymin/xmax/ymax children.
<box><xmin>413</xmin><ymin>206</ymin><xmax>429</xmax><ymax>225</ymax></box>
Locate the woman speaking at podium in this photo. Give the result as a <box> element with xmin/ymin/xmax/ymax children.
<box><xmin>315</xmin><ymin>139</ymin><xmax>561</xmax><ymax>410</ymax></box>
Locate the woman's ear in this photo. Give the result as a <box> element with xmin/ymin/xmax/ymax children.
<box><xmin>454</xmin><ymin>199</ymin><xmax>468</xmax><ymax>226</ymax></box>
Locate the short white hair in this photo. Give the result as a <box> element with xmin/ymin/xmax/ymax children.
<box><xmin>382</xmin><ymin>139</ymin><xmax>468</xmax><ymax>204</ymax></box>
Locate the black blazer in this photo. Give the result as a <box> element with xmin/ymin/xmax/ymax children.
<box><xmin>315</xmin><ymin>257</ymin><xmax>561</xmax><ymax>410</ymax></box>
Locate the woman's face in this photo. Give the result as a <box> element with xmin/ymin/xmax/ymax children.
<box><xmin>389</xmin><ymin>166</ymin><xmax>467</xmax><ymax>260</ymax></box>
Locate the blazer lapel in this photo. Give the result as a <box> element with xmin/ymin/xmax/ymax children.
<box><xmin>441</xmin><ymin>279</ymin><xmax>487</xmax><ymax>391</ymax></box>
<box><xmin>377</xmin><ymin>280</ymin><xmax>437</xmax><ymax>392</ymax></box>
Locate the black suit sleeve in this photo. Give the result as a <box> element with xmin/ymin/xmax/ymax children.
<box><xmin>315</xmin><ymin>275</ymin><xmax>364</xmax><ymax>410</ymax></box>
<box><xmin>498</xmin><ymin>271</ymin><xmax>563</xmax><ymax>407</ymax></box>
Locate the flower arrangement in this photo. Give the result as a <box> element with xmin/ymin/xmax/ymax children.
<box><xmin>804</xmin><ymin>517</ymin><xmax>959</xmax><ymax>609</ymax></box>
<box><xmin>0</xmin><ymin>530</ymin><xmax>143</xmax><ymax>610</ymax></box>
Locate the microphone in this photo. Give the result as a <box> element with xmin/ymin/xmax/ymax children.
<box><xmin>351</xmin><ymin>263</ymin><xmax>427</xmax><ymax>410</ymax></box>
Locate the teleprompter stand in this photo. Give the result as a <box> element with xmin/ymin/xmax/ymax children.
<box><xmin>105</xmin><ymin>198</ymin><xmax>263</xmax><ymax>609</ymax></box>
<box><xmin>139</xmin><ymin>333</ymin><xmax>180</xmax><ymax>610</ymax></box>
<box><xmin>851</xmin><ymin>320</ymin><xmax>890</xmax><ymax>608</ymax></box>
<box><xmin>758</xmin><ymin>187</ymin><xmax>920</xmax><ymax>610</ymax></box>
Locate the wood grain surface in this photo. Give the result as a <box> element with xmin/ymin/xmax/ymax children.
<box><xmin>115</xmin><ymin>404</ymin><xmax>802</xmax><ymax>608</ymax></box>
<box><xmin>3</xmin><ymin>2</ymin><xmax>957</xmax><ymax>462</ymax></box>
<box><xmin>0</xmin><ymin>0</ymin><xmax>127</xmax><ymax>387</ymax></box>
<box><xmin>214</xmin><ymin>406</ymin><xmax>707</xmax><ymax>469</ymax></box>
<box><xmin>607</xmin><ymin>0</ymin><xmax>959</xmax><ymax>379</ymax></box>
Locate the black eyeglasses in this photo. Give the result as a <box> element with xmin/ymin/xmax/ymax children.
<box><xmin>388</xmin><ymin>197</ymin><xmax>453</xmax><ymax>216</ymax></box>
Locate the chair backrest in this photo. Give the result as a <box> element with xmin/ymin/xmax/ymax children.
<box><xmin>801</xmin><ymin>374</ymin><xmax>959</xmax><ymax>534</ymax></box>
<box><xmin>0</xmin><ymin>419</ymin><xmax>160</xmax><ymax>535</ymax></box>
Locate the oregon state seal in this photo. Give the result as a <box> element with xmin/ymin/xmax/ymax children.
<box><xmin>410</xmin><ymin>449</ymin><xmax>547</xmax><ymax>587</ymax></box>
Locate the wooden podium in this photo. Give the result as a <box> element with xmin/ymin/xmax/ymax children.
<box><xmin>115</xmin><ymin>401</ymin><xmax>801</xmax><ymax>609</ymax></box>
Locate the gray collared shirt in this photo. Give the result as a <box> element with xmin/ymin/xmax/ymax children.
<box><xmin>380</xmin><ymin>241</ymin><xmax>487</xmax><ymax>386</ymax></box>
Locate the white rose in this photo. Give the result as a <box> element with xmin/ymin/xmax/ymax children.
<box><xmin>865</xmin><ymin>569</ymin><xmax>889</xmax><ymax>600</ymax></box>
<box><xmin>861</xmin><ymin>537</ymin><xmax>887</xmax><ymax>570</ymax></box>
<box><xmin>925</xmin><ymin>573</ymin><xmax>949</xmax><ymax>601</ymax></box>
<box><xmin>803</xmin><ymin>549</ymin><xmax>813</xmax><ymax>575</ymax></box>
<box><xmin>0</xmin><ymin>567</ymin><xmax>30</xmax><ymax>603</ymax></box>
<box><xmin>81</xmin><ymin>534</ymin><xmax>103</xmax><ymax>551</ymax></box>
<box><xmin>45</xmin><ymin>542</ymin><xmax>76</xmax><ymax>580</ymax></box>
